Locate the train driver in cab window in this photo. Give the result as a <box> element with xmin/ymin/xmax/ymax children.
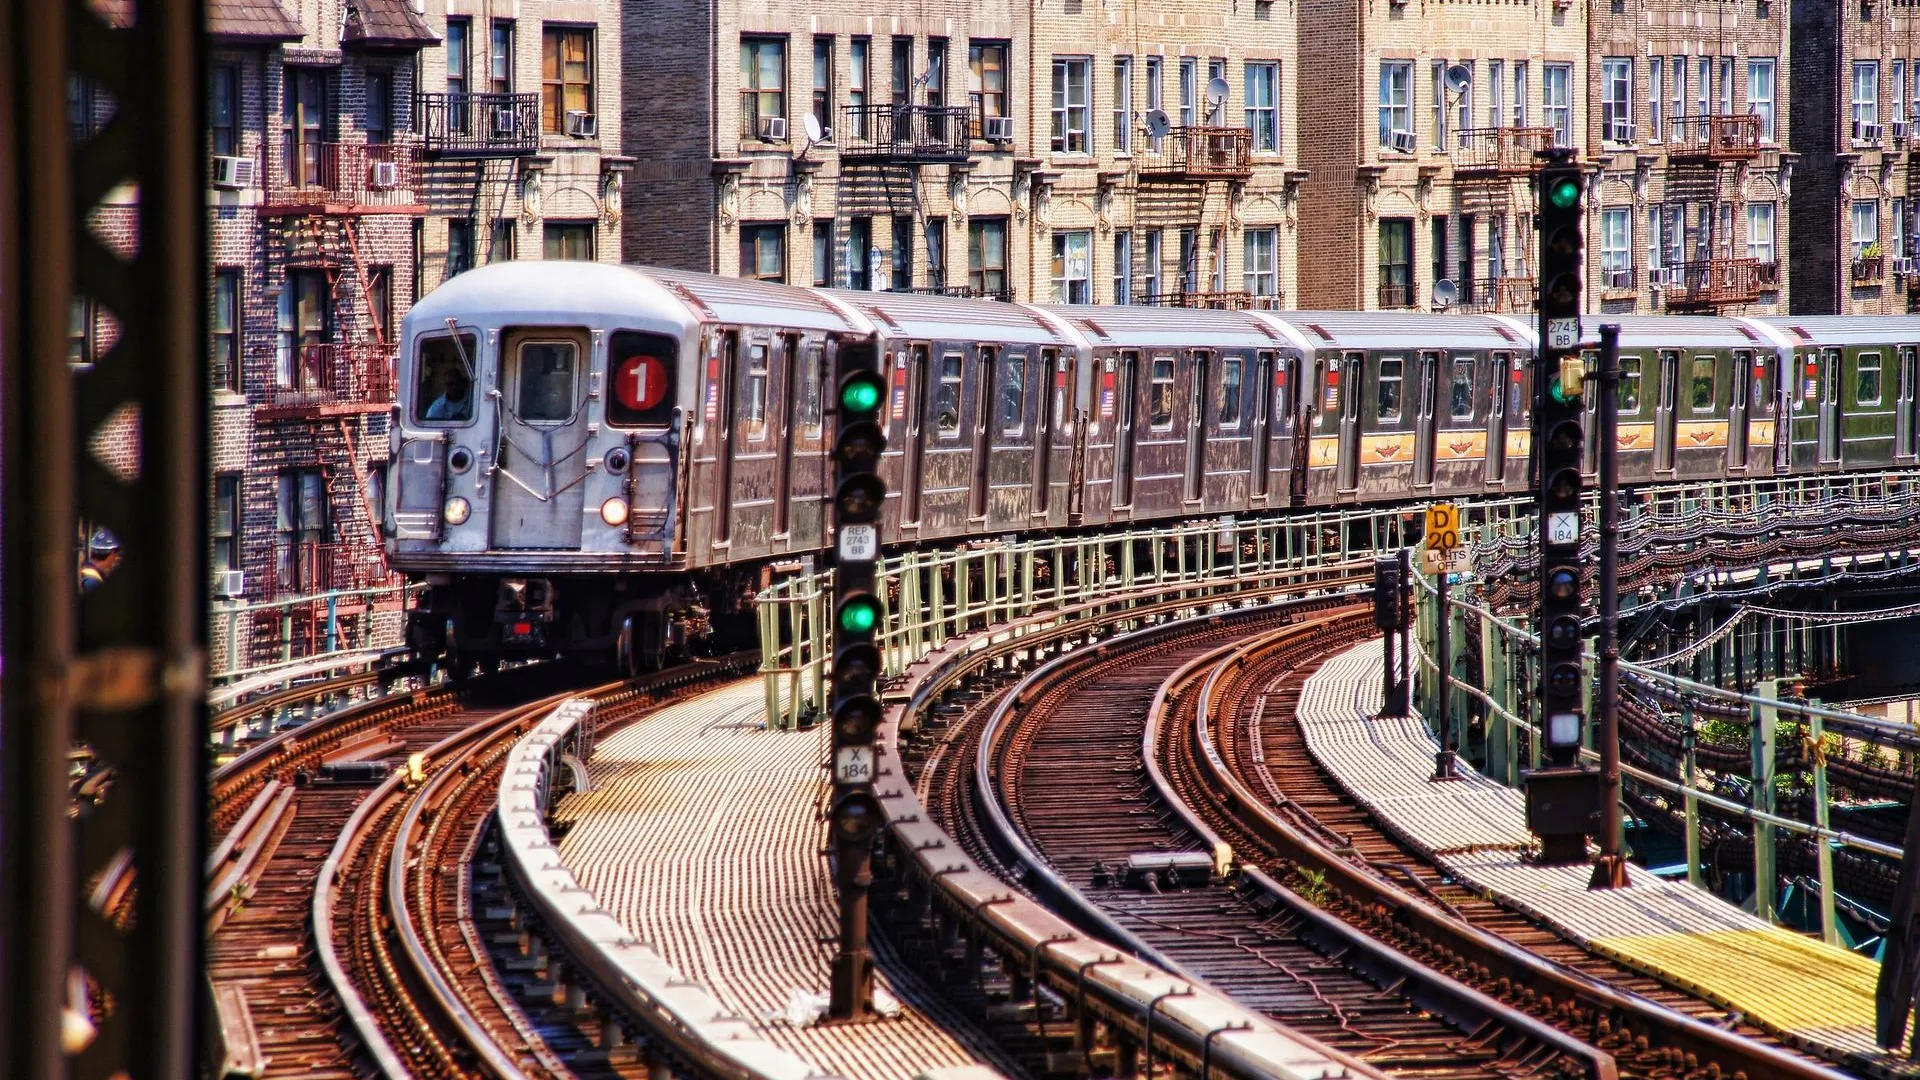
<box><xmin>416</xmin><ymin>336</ymin><xmax>476</xmax><ymax>423</ymax></box>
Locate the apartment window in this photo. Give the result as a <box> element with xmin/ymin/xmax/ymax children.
<box><xmin>813</xmin><ymin>220</ymin><xmax>834</xmax><ymax>287</ymax></box>
<box><xmin>969</xmin><ymin>41</ymin><xmax>1007</xmax><ymax>132</ymax></box>
<box><xmin>1601</xmin><ymin>208</ymin><xmax>1630</xmax><ymax>283</ymax></box>
<box><xmin>1647</xmin><ymin>208</ymin><xmax>1664</xmax><ymax>272</ymax></box>
<box><xmin>1431</xmin><ymin>61</ymin><xmax>1447</xmax><ymax>149</ymax></box>
<box><xmin>1455</xmin><ymin>60</ymin><xmax>1473</xmax><ymax>144</ymax></box>
<box><xmin>1146</xmin><ymin>57</ymin><xmax>1164</xmax><ymax>152</ymax></box>
<box><xmin>1456</xmin><ymin>213</ymin><xmax>1476</xmax><ymax>294</ymax></box>
<box><xmin>213</xmin><ymin>474</ymin><xmax>240</xmax><ymax>574</ymax></box>
<box><xmin>1748</xmin><ymin>59</ymin><xmax>1776</xmax><ymax>141</ymax></box>
<box><xmin>1377</xmin><ymin>358</ymin><xmax>1404</xmax><ymax>420</ymax></box>
<box><xmin>812</xmin><ymin>36</ymin><xmax>834</xmax><ymax>139</ymax></box>
<box><xmin>212</xmin><ymin>270</ymin><xmax>240</xmax><ymax>393</ymax></box>
<box><xmin>741</xmin><ymin>37</ymin><xmax>786</xmax><ymax>140</ymax></box>
<box><xmin>1646</xmin><ymin>58</ymin><xmax>1661</xmax><ymax>142</ymax></box>
<box><xmin>282</xmin><ymin>68</ymin><xmax>329</xmax><ymax>186</ymax></box>
<box><xmin>1718</xmin><ymin>57</ymin><xmax>1734</xmax><ymax>115</ymax></box>
<box><xmin>968</xmin><ymin>218</ymin><xmax>1007</xmax><ymax>296</ymax></box>
<box><xmin>1748</xmin><ymin>202</ymin><xmax>1776</xmax><ymax>264</ymax></box>
<box><xmin>850</xmin><ymin>39</ymin><xmax>870</xmax><ymax>139</ymax></box>
<box><xmin>1052</xmin><ymin>58</ymin><xmax>1090</xmax><ymax>154</ymax></box>
<box><xmin>1430</xmin><ymin>215</ymin><xmax>1448</xmax><ymax>294</ymax></box>
<box><xmin>740</xmin><ymin>223</ymin><xmax>785</xmax><ymax>283</ymax></box>
<box><xmin>544</xmin><ymin>221</ymin><xmax>594</xmax><ymax>261</ymax></box>
<box><xmin>1896</xmin><ymin>61</ymin><xmax>1907</xmax><ymax>134</ymax></box>
<box><xmin>490</xmin><ymin>219</ymin><xmax>516</xmax><ymax>263</ymax></box>
<box><xmin>1512</xmin><ymin>61</ymin><xmax>1527</xmax><ymax>127</ymax></box>
<box><xmin>1449</xmin><ymin>356</ymin><xmax>1474</xmax><ymax>419</ymax></box>
<box><xmin>1855</xmin><ymin>62</ymin><xmax>1881</xmax><ymax>139</ymax></box>
<box><xmin>1180</xmin><ymin>57</ymin><xmax>1197</xmax><ymax>127</ymax></box>
<box><xmin>451</xmin><ymin>221</ymin><xmax>477</xmax><ymax>277</ymax></box>
<box><xmin>1895</xmin><ymin>199</ymin><xmax>1907</xmax><ymax>263</ymax></box>
<box><xmin>1488</xmin><ymin>217</ymin><xmax>1505</xmax><ymax>282</ymax></box>
<box><xmin>1380</xmin><ymin>218</ymin><xmax>1413</xmax><ymax>307</ymax></box>
<box><xmin>998</xmin><ymin>353</ymin><xmax>1027</xmax><ymax>435</ymax></box>
<box><xmin>366</xmin><ymin>265</ymin><xmax>393</xmax><ymax>343</ymax></box>
<box><xmin>276</xmin><ymin>470</ymin><xmax>329</xmax><ymax>588</ymax></box>
<box><xmin>1244</xmin><ymin>229</ymin><xmax>1277</xmax><ymax>299</ymax></box>
<box><xmin>490</xmin><ymin>21</ymin><xmax>513</xmax><ymax>93</ymax></box>
<box><xmin>891</xmin><ymin>215</ymin><xmax>912</xmax><ymax>289</ymax></box>
<box><xmin>1149</xmin><ymin>358</ymin><xmax>1176</xmax><ymax>429</ymax></box>
<box><xmin>1670</xmin><ymin>56</ymin><xmax>1686</xmax><ymax>140</ymax></box>
<box><xmin>1114</xmin><ymin>57</ymin><xmax>1133</xmax><ymax>152</ymax></box>
<box><xmin>1602</xmin><ymin>58</ymin><xmax>1632</xmax><ymax>142</ymax></box>
<box><xmin>1664</xmin><ymin>204</ymin><xmax>1685</xmax><ymax>269</ymax></box>
<box><xmin>1690</xmin><ymin>357</ymin><xmax>1715</xmax><ymax>413</ymax></box>
<box><xmin>542</xmin><ymin>27</ymin><xmax>594</xmax><ymax>135</ymax></box>
<box><xmin>1051</xmin><ymin>231</ymin><xmax>1092</xmax><ymax>303</ymax></box>
<box><xmin>447</xmin><ymin>18</ymin><xmax>470</xmax><ymax>131</ymax></box>
<box><xmin>1696</xmin><ymin>57</ymin><xmax>1710</xmax><ymax>118</ymax></box>
<box><xmin>1113</xmin><ymin>231</ymin><xmax>1132</xmax><ymax>304</ymax></box>
<box><xmin>892</xmin><ymin>37</ymin><xmax>912</xmax><ymax>108</ymax></box>
<box><xmin>276</xmin><ymin>269</ymin><xmax>329</xmax><ymax>388</ymax></box>
<box><xmin>67</xmin><ymin>298</ymin><xmax>95</xmax><ymax>368</ymax></box>
<box><xmin>1144</xmin><ymin>230</ymin><xmax>1163</xmax><ymax>302</ymax></box>
<box><xmin>1219</xmin><ymin>357</ymin><xmax>1244</xmax><ymax>425</ymax></box>
<box><xmin>927</xmin><ymin>40</ymin><xmax>947</xmax><ymax>118</ymax></box>
<box><xmin>1211</xmin><ymin>227</ymin><xmax>1227</xmax><ymax>292</ymax></box>
<box><xmin>1179</xmin><ymin>227</ymin><xmax>1198</xmax><ymax>294</ymax></box>
<box><xmin>1208</xmin><ymin>59</ymin><xmax>1227</xmax><ymax>123</ymax></box>
<box><xmin>1245</xmin><ymin>62</ymin><xmax>1277</xmax><ymax>152</ymax></box>
<box><xmin>1544</xmin><ymin>64</ymin><xmax>1572</xmax><ymax>147</ymax></box>
<box><xmin>1853</xmin><ymin>200</ymin><xmax>1880</xmax><ymax>259</ymax></box>
<box><xmin>927</xmin><ymin>218</ymin><xmax>947</xmax><ymax>288</ymax></box>
<box><xmin>1378</xmin><ymin>61</ymin><xmax>1412</xmax><ymax>147</ymax></box>
<box><xmin>935</xmin><ymin>353</ymin><xmax>963</xmax><ymax>436</ymax></box>
<box><xmin>1717</xmin><ymin>202</ymin><xmax>1735</xmax><ymax>260</ymax></box>
<box><xmin>210</xmin><ymin>65</ymin><xmax>238</xmax><ymax>155</ymax></box>
<box><xmin>847</xmin><ymin>217</ymin><xmax>872</xmax><ymax>290</ymax></box>
<box><xmin>1489</xmin><ymin>60</ymin><xmax>1504</xmax><ymax>128</ymax></box>
<box><xmin>366</xmin><ymin>70</ymin><xmax>392</xmax><ymax>143</ymax></box>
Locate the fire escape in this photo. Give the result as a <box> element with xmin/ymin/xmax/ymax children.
<box><xmin>833</xmin><ymin>101</ymin><xmax>980</xmax><ymax>295</ymax></box>
<box><xmin>1134</xmin><ymin>122</ymin><xmax>1256</xmax><ymax>308</ymax></box>
<box><xmin>1451</xmin><ymin>126</ymin><xmax>1553</xmax><ymax>314</ymax></box>
<box><xmin>1660</xmin><ymin>113</ymin><xmax>1769</xmax><ymax>312</ymax></box>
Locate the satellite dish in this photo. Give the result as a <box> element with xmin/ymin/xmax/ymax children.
<box><xmin>803</xmin><ymin>113</ymin><xmax>824</xmax><ymax>144</ymax></box>
<box><xmin>1205</xmin><ymin>76</ymin><xmax>1231</xmax><ymax>109</ymax></box>
<box><xmin>1145</xmin><ymin>108</ymin><xmax>1171</xmax><ymax>138</ymax></box>
<box><xmin>1432</xmin><ymin>278</ymin><xmax>1459</xmax><ymax>309</ymax></box>
<box><xmin>1444</xmin><ymin>64</ymin><xmax>1473</xmax><ymax>96</ymax></box>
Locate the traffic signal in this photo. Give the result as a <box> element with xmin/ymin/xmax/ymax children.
<box><xmin>1535</xmin><ymin>152</ymin><xmax>1586</xmax><ymax>767</ymax></box>
<box><xmin>827</xmin><ymin>340</ymin><xmax>887</xmax><ymax>1020</ymax></box>
<box><xmin>1372</xmin><ymin>556</ymin><xmax>1404</xmax><ymax>632</ymax></box>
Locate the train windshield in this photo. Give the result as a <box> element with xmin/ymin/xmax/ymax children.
<box><xmin>413</xmin><ymin>334</ymin><xmax>477</xmax><ymax>424</ymax></box>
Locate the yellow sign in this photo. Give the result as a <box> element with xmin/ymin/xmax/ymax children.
<box><xmin>1422</xmin><ymin>503</ymin><xmax>1469</xmax><ymax>575</ymax></box>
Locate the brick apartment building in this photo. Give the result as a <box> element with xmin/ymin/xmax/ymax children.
<box><xmin>204</xmin><ymin>0</ymin><xmax>624</xmax><ymax>676</ymax></box>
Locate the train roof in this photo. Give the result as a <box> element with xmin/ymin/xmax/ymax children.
<box><xmin>405</xmin><ymin>261</ymin><xmax>693</xmax><ymax>335</ymax></box>
<box><xmin>1584</xmin><ymin>314</ymin><xmax>1769</xmax><ymax>350</ymax></box>
<box><xmin>639</xmin><ymin>268</ymin><xmax>875</xmax><ymax>336</ymax></box>
<box><xmin>1269</xmin><ymin>310</ymin><xmax>1532</xmax><ymax>351</ymax></box>
<box><xmin>1039</xmin><ymin>304</ymin><xmax>1299</xmax><ymax>351</ymax></box>
<box><xmin>825</xmin><ymin>290</ymin><xmax>1079</xmax><ymax>348</ymax></box>
<box><xmin>1758</xmin><ymin>315</ymin><xmax>1920</xmax><ymax>346</ymax></box>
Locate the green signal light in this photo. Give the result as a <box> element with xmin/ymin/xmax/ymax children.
<box><xmin>840</xmin><ymin>374</ymin><xmax>885</xmax><ymax>414</ymax></box>
<box><xmin>1548</xmin><ymin>177</ymin><xmax>1582</xmax><ymax>210</ymax></box>
<box><xmin>839</xmin><ymin>597</ymin><xmax>880</xmax><ymax>633</ymax></box>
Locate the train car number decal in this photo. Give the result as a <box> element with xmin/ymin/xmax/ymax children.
<box><xmin>704</xmin><ymin>356</ymin><xmax>721</xmax><ymax>423</ymax></box>
<box><xmin>892</xmin><ymin>353</ymin><xmax>908</xmax><ymax>422</ymax></box>
<box><xmin>613</xmin><ymin>354</ymin><xmax>669</xmax><ymax>412</ymax></box>
<box><xmin>1100</xmin><ymin>364</ymin><xmax>1116</xmax><ymax>420</ymax></box>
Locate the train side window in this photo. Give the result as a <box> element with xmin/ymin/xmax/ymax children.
<box><xmin>936</xmin><ymin>352</ymin><xmax>964</xmax><ymax>436</ymax></box>
<box><xmin>1689</xmin><ymin>356</ymin><xmax>1715</xmax><ymax>413</ymax></box>
<box><xmin>1448</xmin><ymin>355</ymin><xmax>1474</xmax><ymax>420</ymax></box>
<box><xmin>1219</xmin><ymin>357</ymin><xmax>1243</xmax><ymax>427</ymax></box>
<box><xmin>1377</xmin><ymin>357</ymin><xmax>1403</xmax><ymax>421</ymax></box>
<box><xmin>607</xmin><ymin>330</ymin><xmax>679</xmax><ymax>428</ymax></box>
<box><xmin>999</xmin><ymin>352</ymin><xmax>1027</xmax><ymax>435</ymax></box>
<box><xmin>1148</xmin><ymin>356</ymin><xmax>1177</xmax><ymax>429</ymax></box>
<box><xmin>800</xmin><ymin>343</ymin><xmax>825</xmax><ymax>436</ymax></box>
<box><xmin>516</xmin><ymin>340</ymin><xmax>578</xmax><ymax>422</ymax></box>
<box><xmin>1618</xmin><ymin>357</ymin><xmax>1642</xmax><ymax>414</ymax></box>
<box><xmin>743</xmin><ymin>342</ymin><xmax>770</xmax><ymax>439</ymax></box>
<box><xmin>1858</xmin><ymin>351</ymin><xmax>1883</xmax><ymax>406</ymax></box>
<box><xmin>414</xmin><ymin>333</ymin><xmax>478</xmax><ymax>424</ymax></box>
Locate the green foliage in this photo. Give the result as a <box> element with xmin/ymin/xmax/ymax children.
<box><xmin>1292</xmin><ymin>866</ymin><xmax>1332</xmax><ymax>906</ymax></box>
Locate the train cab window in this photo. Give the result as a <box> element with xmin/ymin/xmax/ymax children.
<box><xmin>1377</xmin><ymin>358</ymin><xmax>1404</xmax><ymax>421</ymax></box>
<box><xmin>1689</xmin><ymin>356</ymin><xmax>1716</xmax><ymax>413</ymax></box>
<box><xmin>743</xmin><ymin>343</ymin><xmax>770</xmax><ymax>439</ymax></box>
<box><xmin>607</xmin><ymin>331</ymin><xmax>678</xmax><ymax>428</ymax></box>
<box><xmin>1858</xmin><ymin>351</ymin><xmax>1883</xmax><ymax>406</ymax></box>
<box><xmin>1618</xmin><ymin>357</ymin><xmax>1642</xmax><ymax>414</ymax></box>
<box><xmin>516</xmin><ymin>341</ymin><xmax>578</xmax><ymax>422</ymax></box>
<box><xmin>800</xmin><ymin>343</ymin><xmax>825</xmax><ymax>437</ymax></box>
<box><xmin>936</xmin><ymin>352</ymin><xmax>964</xmax><ymax>436</ymax></box>
<box><xmin>1448</xmin><ymin>356</ymin><xmax>1474</xmax><ymax>420</ymax></box>
<box><xmin>414</xmin><ymin>333</ymin><xmax>478</xmax><ymax>424</ymax></box>
<box><xmin>1219</xmin><ymin>358</ymin><xmax>1243</xmax><ymax>426</ymax></box>
<box><xmin>999</xmin><ymin>353</ymin><xmax>1027</xmax><ymax>435</ymax></box>
<box><xmin>1148</xmin><ymin>356</ymin><xmax>1177</xmax><ymax>429</ymax></box>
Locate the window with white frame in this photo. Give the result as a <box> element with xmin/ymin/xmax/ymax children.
<box><xmin>1718</xmin><ymin>57</ymin><xmax>1733</xmax><ymax>115</ymax></box>
<box><xmin>1665</xmin><ymin>204</ymin><xmax>1686</xmax><ymax>270</ymax></box>
<box><xmin>1145</xmin><ymin>57</ymin><xmax>1163</xmax><ymax>153</ymax></box>
<box><xmin>1512</xmin><ymin>61</ymin><xmax>1527</xmax><ymax>127</ymax></box>
<box><xmin>1378</xmin><ymin>61</ymin><xmax>1412</xmax><ymax>146</ymax></box>
<box><xmin>1602</xmin><ymin>58</ymin><xmax>1633</xmax><ymax>142</ymax></box>
<box><xmin>1601</xmin><ymin>208</ymin><xmax>1630</xmax><ymax>285</ymax></box>
<box><xmin>1853</xmin><ymin>200</ymin><xmax>1880</xmax><ymax>259</ymax></box>
<box><xmin>1748</xmin><ymin>59</ymin><xmax>1776</xmax><ymax>142</ymax></box>
<box><xmin>1113</xmin><ymin>57</ymin><xmax>1132</xmax><ymax>153</ymax></box>
<box><xmin>1487</xmin><ymin>216</ymin><xmax>1505</xmax><ymax>282</ymax></box>
<box><xmin>1244</xmin><ymin>228</ymin><xmax>1277</xmax><ymax>299</ymax></box>
<box><xmin>1144</xmin><ymin>229</ymin><xmax>1163</xmax><ymax>302</ymax></box>
<box><xmin>1245</xmin><ymin>62</ymin><xmax>1278</xmax><ymax>152</ymax></box>
<box><xmin>1854</xmin><ymin>62</ymin><xmax>1881</xmax><ymax>141</ymax></box>
<box><xmin>1669</xmin><ymin>55</ymin><xmax>1685</xmax><ymax>141</ymax></box>
<box><xmin>1179</xmin><ymin>57</ymin><xmax>1197</xmax><ymax>127</ymax></box>
<box><xmin>1896</xmin><ymin>61</ymin><xmax>1907</xmax><ymax>134</ymax></box>
<box><xmin>1208</xmin><ymin>59</ymin><xmax>1227</xmax><ymax>123</ymax></box>
<box><xmin>1648</xmin><ymin>58</ymin><xmax>1662</xmax><ymax>142</ymax></box>
<box><xmin>1114</xmin><ymin>231</ymin><xmax>1132</xmax><ymax>303</ymax></box>
<box><xmin>1894</xmin><ymin>199</ymin><xmax>1907</xmax><ymax>265</ymax></box>
<box><xmin>1647</xmin><ymin>208</ymin><xmax>1663</xmax><ymax>272</ymax></box>
<box><xmin>1051</xmin><ymin>230</ymin><xmax>1091</xmax><ymax>303</ymax></box>
<box><xmin>1695</xmin><ymin>57</ymin><xmax>1710</xmax><ymax>119</ymax></box>
<box><xmin>1052</xmin><ymin>57</ymin><xmax>1090</xmax><ymax>153</ymax></box>
<box><xmin>1545</xmin><ymin>64</ymin><xmax>1572</xmax><ymax>147</ymax></box>
<box><xmin>1431</xmin><ymin>61</ymin><xmax>1447</xmax><ymax>149</ymax></box>
<box><xmin>1455</xmin><ymin>60</ymin><xmax>1472</xmax><ymax>146</ymax></box>
<box><xmin>1748</xmin><ymin>202</ymin><xmax>1776</xmax><ymax>264</ymax></box>
<box><xmin>1489</xmin><ymin>60</ymin><xmax>1504</xmax><ymax>128</ymax></box>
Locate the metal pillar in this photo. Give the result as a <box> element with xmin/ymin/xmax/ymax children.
<box><xmin>1809</xmin><ymin>709</ymin><xmax>1839</xmax><ymax>947</ymax></box>
<box><xmin>1591</xmin><ymin>325</ymin><xmax>1628</xmax><ymax>889</ymax></box>
<box><xmin>1750</xmin><ymin>682</ymin><xmax>1779</xmax><ymax>923</ymax></box>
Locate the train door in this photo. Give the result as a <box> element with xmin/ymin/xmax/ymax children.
<box><xmin>1818</xmin><ymin>346</ymin><xmax>1843</xmax><ymax>464</ymax></box>
<box><xmin>1727</xmin><ymin>348</ymin><xmax>1752</xmax><ymax>470</ymax></box>
<box><xmin>1113</xmin><ymin>351</ymin><xmax>1139</xmax><ymax>508</ymax></box>
<box><xmin>1653</xmin><ymin>349</ymin><xmax>1678</xmax><ymax>474</ymax></box>
<box><xmin>1185</xmin><ymin>351</ymin><xmax>1210</xmax><ymax>502</ymax></box>
<box><xmin>902</xmin><ymin>345</ymin><xmax>929</xmax><ymax>524</ymax></box>
<box><xmin>1765</xmin><ymin>349</ymin><xmax>1788</xmax><ymax>473</ymax></box>
<box><xmin>1035</xmin><ymin>348</ymin><xmax>1060</xmax><ymax>515</ymax></box>
<box><xmin>773</xmin><ymin>335</ymin><xmax>801</xmax><ymax>536</ymax></box>
<box><xmin>1336</xmin><ymin>352</ymin><xmax>1363</xmax><ymax>493</ymax></box>
<box><xmin>1898</xmin><ymin>346</ymin><xmax>1917</xmax><ymax>460</ymax></box>
<box><xmin>490</xmin><ymin>327</ymin><xmax>592</xmax><ymax>549</ymax></box>
<box><xmin>1486</xmin><ymin>351</ymin><xmax>1510</xmax><ymax>485</ymax></box>
<box><xmin>970</xmin><ymin>346</ymin><xmax>997</xmax><ymax>519</ymax></box>
<box><xmin>1413</xmin><ymin>351</ymin><xmax>1439</xmax><ymax>487</ymax></box>
<box><xmin>1252</xmin><ymin>351</ymin><xmax>1274</xmax><ymax>499</ymax></box>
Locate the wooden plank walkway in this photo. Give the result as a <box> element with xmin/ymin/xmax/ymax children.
<box><xmin>554</xmin><ymin>679</ymin><xmax>1007</xmax><ymax>1080</ymax></box>
<box><xmin>1297</xmin><ymin>641</ymin><xmax>1896</xmax><ymax>1072</ymax></box>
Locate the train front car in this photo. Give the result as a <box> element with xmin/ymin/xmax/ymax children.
<box><xmin>384</xmin><ymin>262</ymin><xmax>697</xmax><ymax>675</ymax></box>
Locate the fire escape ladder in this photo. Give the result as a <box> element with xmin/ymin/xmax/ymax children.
<box><xmin>335</xmin><ymin>415</ymin><xmax>386</xmax><ymax>559</ymax></box>
<box><xmin>340</xmin><ymin>217</ymin><xmax>384</xmax><ymax>345</ymax></box>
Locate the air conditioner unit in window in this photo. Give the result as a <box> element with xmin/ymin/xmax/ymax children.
<box><xmin>367</xmin><ymin>160</ymin><xmax>399</xmax><ymax>189</ymax></box>
<box><xmin>1388</xmin><ymin>129</ymin><xmax>1417</xmax><ymax>154</ymax></box>
<box><xmin>1898</xmin><ymin>256</ymin><xmax>1917</xmax><ymax>276</ymax></box>
<box><xmin>1896</xmin><ymin>120</ymin><xmax>1912</xmax><ymax>142</ymax></box>
<box><xmin>214</xmin><ymin>570</ymin><xmax>245</xmax><ymax>598</ymax></box>
<box><xmin>982</xmin><ymin>115</ymin><xmax>1015</xmax><ymax>143</ymax></box>
<box><xmin>757</xmin><ymin>115</ymin><xmax>787</xmax><ymax>141</ymax></box>
<box><xmin>1605</xmin><ymin>269</ymin><xmax>1633</xmax><ymax>289</ymax></box>
<box><xmin>492</xmin><ymin>106</ymin><xmax>520</xmax><ymax>136</ymax></box>
<box><xmin>1611</xmin><ymin>122</ymin><xmax>1637</xmax><ymax>145</ymax></box>
<box><xmin>1855</xmin><ymin>121</ymin><xmax>1884</xmax><ymax>144</ymax></box>
<box><xmin>565</xmin><ymin>110</ymin><xmax>597</xmax><ymax>138</ymax></box>
<box><xmin>211</xmin><ymin>155</ymin><xmax>256</xmax><ymax>190</ymax></box>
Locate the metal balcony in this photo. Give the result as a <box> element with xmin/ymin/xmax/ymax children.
<box><xmin>1378</xmin><ymin>281</ymin><xmax>1415</xmax><ymax>309</ymax></box>
<box><xmin>262</xmin><ymin>142</ymin><xmax>421</xmax><ymax>214</ymax></box>
<box><xmin>417</xmin><ymin>92</ymin><xmax>541</xmax><ymax>158</ymax></box>
<box><xmin>1452</xmin><ymin>127</ymin><xmax>1554</xmax><ymax>178</ymax></box>
<box><xmin>261</xmin><ymin>343</ymin><xmax>397</xmax><ymax>415</ymax></box>
<box><xmin>264</xmin><ymin>541</ymin><xmax>390</xmax><ymax>600</ymax></box>
<box><xmin>1662</xmin><ymin>259</ymin><xmax>1765</xmax><ymax>311</ymax></box>
<box><xmin>1667</xmin><ymin>114</ymin><xmax>1764</xmax><ymax>165</ymax></box>
<box><xmin>1455</xmin><ymin>277</ymin><xmax>1535</xmax><ymax>313</ymax></box>
<box><xmin>840</xmin><ymin>104</ymin><xmax>974</xmax><ymax>163</ymax></box>
<box><xmin>1140</xmin><ymin>126</ymin><xmax>1254</xmax><ymax>181</ymax></box>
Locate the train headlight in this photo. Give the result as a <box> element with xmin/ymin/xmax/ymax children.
<box><xmin>443</xmin><ymin>496</ymin><xmax>471</xmax><ymax>526</ymax></box>
<box><xmin>600</xmin><ymin>497</ymin><xmax>630</xmax><ymax>526</ymax></box>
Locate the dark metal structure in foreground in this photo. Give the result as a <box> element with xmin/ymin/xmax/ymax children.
<box><xmin>0</xmin><ymin>1</ymin><xmax>208</xmax><ymax>1077</ymax></box>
